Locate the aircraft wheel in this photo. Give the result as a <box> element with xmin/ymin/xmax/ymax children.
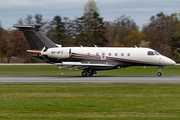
<box><xmin>157</xmin><ymin>72</ymin><xmax>162</xmax><ymax>76</ymax></box>
<box><xmin>82</xmin><ymin>69</ymin><xmax>95</xmax><ymax>77</ymax></box>
<box><xmin>82</xmin><ymin>71</ymin><xmax>88</xmax><ymax>77</ymax></box>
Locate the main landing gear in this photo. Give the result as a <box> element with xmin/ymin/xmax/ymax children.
<box><xmin>157</xmin><ymin>66</ymin><xmax>163</xmax><ymax>76</ymax></box>
<box><xmin>82</xmin><ymin>69</ymin><xmax>96</xmax><ymax>77</ymax></box>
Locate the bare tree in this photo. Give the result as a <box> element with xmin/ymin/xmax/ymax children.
<box><xmin>17</xmin><ymin>18</ymin><xmax>24</xmax><ymax>24</ymax></box>
<box><xmin>25</xmin><ymin>15</ymin><xmax>33</xmax><ymax>25</ymax></box>
<box><xmin>34</xmin><ymin>13</ymin><xmax>43</xmax><ymax>25</ymax></box>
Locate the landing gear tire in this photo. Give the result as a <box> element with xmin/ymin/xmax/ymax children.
<box><xmin>157</xmin><ymin>72</ymin><xmax>162</xmax><ymax>76</ymax></box>
<box><xmin>82</xmin><ymin>71</ymin><xmax>88</xmax><ymax>77</ymax></box>
<box><xmin>82</xmin><ymin>69</ymin><xmax>95</xmax><ymax>77</ymax></box>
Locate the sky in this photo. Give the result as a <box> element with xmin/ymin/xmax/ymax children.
<box><xmin>0</xmin><ymin>0</ymin><xmax>180</xmax><ymax>29</ymax></box>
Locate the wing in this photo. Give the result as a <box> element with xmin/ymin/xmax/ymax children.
<box><xmin>55</xmin><ymin>62</ymin><xmax>114</xmax><ymax>70</ymax></box>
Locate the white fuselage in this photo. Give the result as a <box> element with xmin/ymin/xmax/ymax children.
<box><xmin>41</xmin><ymin>47</ymin><xmax>176</xmax><ymax>67</ymax></box>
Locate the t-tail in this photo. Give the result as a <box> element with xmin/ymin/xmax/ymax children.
<box><xmin>13</xmin><ymin>24</ymin><xmax>57</xmax><ymax>50</ymax></box>
<box><xmin>13</xmin><ymin>24</ymin><xmax>58</xmax><ymax>63</ymax></box>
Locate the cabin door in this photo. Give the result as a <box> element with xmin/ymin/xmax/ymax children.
<box><xmin>101</xmin><ymin>52</ymin><xmax>106</xmax><ymax>60</ymax></box>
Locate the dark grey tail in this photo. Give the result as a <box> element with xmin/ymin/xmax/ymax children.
<box><xmin>13</xmin><ymin>24</ymin><xmax>57</xmax><ymax>50</ymax></box>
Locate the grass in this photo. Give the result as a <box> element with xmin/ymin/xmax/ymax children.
<box><xmin>0</xmin><ymin>65</ymin><xmax>180</xmax><ymax>120</ymax></box>
<box><xmin>0</xmin><ymin>84</ymin><xmax>180</xmax><ymax>120</ymax></box>
<box><xmin>0</xmin><ymin>64</ymin><xmax>179</xmax><ymax>76</ymax></box>
<box><xmin>0</xmin><ymin>65</ymin><xmax>180</xmax><ymax>119</ymax></box>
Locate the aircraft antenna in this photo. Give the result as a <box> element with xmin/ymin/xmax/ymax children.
<box><xmin>134</xmin><ymin>45</ymin><xmax>138</xmax><ymax>48</ymax></box>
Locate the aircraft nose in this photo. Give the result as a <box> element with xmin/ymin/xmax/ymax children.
<box><xmin>168</xmin><ymin>59</ymin><xmax>176</xmax><ymax>65</ymax></box>
<box><xmin>161</xmin><ymin>56</ymin><xmax>176</xmax><ymax>66</ymax></box>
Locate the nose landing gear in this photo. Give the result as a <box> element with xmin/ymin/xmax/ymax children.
<box><xmin>157</xmin><ymin>66</ymin><xmax>163</xmax><ymax>76</ymax></box>
<box><xmin>157</xmin><ymin>71</ymin><xmax>162</xmax><ymax>76</ymax></box>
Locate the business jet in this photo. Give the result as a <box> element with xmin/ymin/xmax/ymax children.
<box><xmin>13</xmin><ymin>24</ymin><xmax>176</xmax><ymax>76</ymax></box>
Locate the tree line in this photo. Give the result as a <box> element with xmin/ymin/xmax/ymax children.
<box><xmin>0</xmin><ymin>0</ymin><xmax>180</xmax><ymax>63</ymax></box>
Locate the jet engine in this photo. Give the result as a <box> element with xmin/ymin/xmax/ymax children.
<box><xmin>41</xmin><ymin>48</ymin><xmax>71</xmax><ymax>59</ymax></box>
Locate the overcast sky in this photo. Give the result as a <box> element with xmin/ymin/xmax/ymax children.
<box><xmin>0</xmin><ymin>0</ymin><xmax>179</xmax><ymax>29</ymax></box>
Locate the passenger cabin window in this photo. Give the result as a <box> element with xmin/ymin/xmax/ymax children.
<box><xmin>108</xmin><ymin>53</ymin><xmax>111</xmax><ymax>56</ymax></box>
<box><xmin>96</xmin><ymin>53</ymin><xmax>99</xmax><ymax>56</ymax></box>
<box><xmin>115</xmin><ymin>53</ymin><xmax>118</xmax><ymax>56</ymax></box>
<box><xmin>147</xmin><ymin>51</ymin><xmax>155</xmax><ymax>56</ymax></box>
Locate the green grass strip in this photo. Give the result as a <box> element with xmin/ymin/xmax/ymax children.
<box><xmin>0</xmin><ymin>84</ymin><xmax>180</xmax><ymax>120</ymax></box>
<box><xmin>0</xmin><ymin>65</ymin><xmax>179</xmax><ymax>76</ymax></box>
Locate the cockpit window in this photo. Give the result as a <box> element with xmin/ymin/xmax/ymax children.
<box><xmin>154</xmin><ymin>51</ymin><xmax>161</xmax><ymax>55</ymax></box>
<box><xmin>147</xmin><ymin>51</ymin><xmax>155</xmax><ymax>55</ymax></box>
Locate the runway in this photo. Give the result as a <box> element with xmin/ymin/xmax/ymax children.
<box><xmin>0</xmin><ymin>76</ymin><xmax>180</xmax><ymax>84</ymax></box>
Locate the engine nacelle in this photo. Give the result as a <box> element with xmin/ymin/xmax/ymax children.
<box><xmin>42</xmin><ymin>48</ymin><xmax>71</xmax><ymax>59</ymax></box>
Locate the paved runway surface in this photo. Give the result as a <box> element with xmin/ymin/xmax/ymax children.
<box><xmin>0</xmin><ymin>76</ymin><xmax>180</xmax><ymax>84</ymax></box>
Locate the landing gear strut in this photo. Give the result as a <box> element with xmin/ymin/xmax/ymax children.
<box><xmin>82</xmin><ymin>69</ymin><xmax>96</xmax><ymax>77</ymax></box>
<box><xmin>157</xmin><ymin>66</ymin><xmax>163</xmax><ymax>76</ymax></box>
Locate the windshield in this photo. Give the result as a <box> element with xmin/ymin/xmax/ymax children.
<box><xmin>154</xmin><ymin>51</ymin><xmax>161</xmax><ymax>55</ymax></box>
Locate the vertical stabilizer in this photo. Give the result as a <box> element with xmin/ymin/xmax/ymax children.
<box><xmin>13</xmin><ymin>24</ymin><xmax>57</xmax><ymax>50</ymax></box>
